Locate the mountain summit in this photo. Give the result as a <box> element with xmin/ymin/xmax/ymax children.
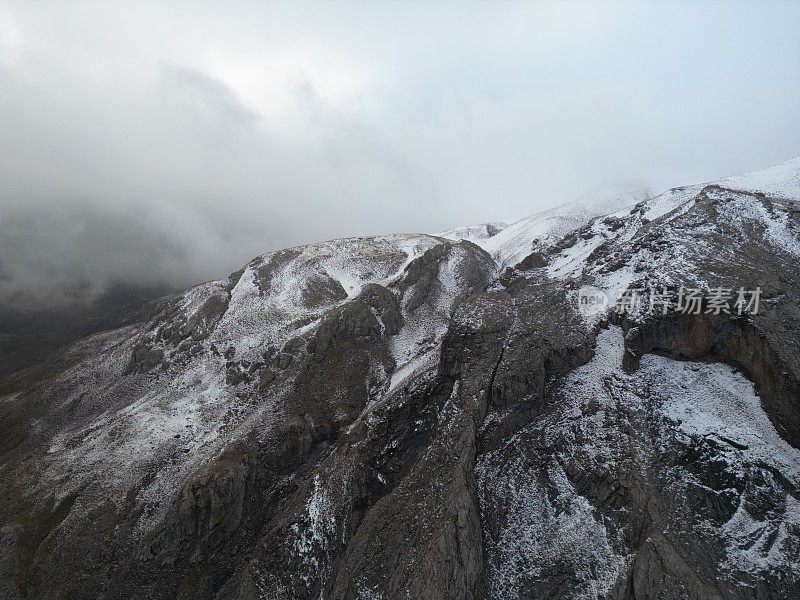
<box><xmin>2</xmin><ymin>159</ymin><xmax>800</xmax><ymax>599</ymax></box>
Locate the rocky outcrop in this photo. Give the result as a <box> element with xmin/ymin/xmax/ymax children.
<box><xmin>1</xmin><ymin>160</ymin><xmax>800</xmax><ymax>599</ymax></box>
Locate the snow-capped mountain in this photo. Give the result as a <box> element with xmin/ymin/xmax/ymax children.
<box><xmin>475</xmin><ymin>186</ymin><xmax>650</xmax><ymax>270</ymax></box>
<box><xmin>1</xmin><ymin>159</ymin><xmax>799</xmax><ymax>599</ymax></box>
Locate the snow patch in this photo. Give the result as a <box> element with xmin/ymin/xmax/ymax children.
<box><xmin>718</xmin><ymin>156</ymin><xmax>800</xmax><ymax>202</ymax></box>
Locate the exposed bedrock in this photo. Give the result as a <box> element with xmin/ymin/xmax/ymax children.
<box><xmin>0</xmin><ymin>239</ymin><xmax>503</xmax><ymax>600</ymax></box>
<box><xmin>618</xmin><ymin>310</ymin><xmax>800</xmax><ymax>448</ymax></box>
<box><xmin>113</xmin><ymin>294</ymin><xmax>402</xmax><ymax>599</ymax></box>
<box><xmin>3</xmin><ymin>160</ymin><xmax>800</xmax><ymax>599</ymax></box>
<box><xmin>477</xmin><ymin>320</ymin><xmax>800</xmax><ymax>600</ymax></box>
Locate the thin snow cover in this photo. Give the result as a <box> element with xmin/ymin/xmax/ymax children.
<box><xmin>546</xmin><ymin>218</ymin><xmax>609</xmax><ymax>279</ymax></box>
<box><xmin>546</xmin><ymin>193</ymin><xmax>690</xmax><ymax>310</ymax></box>
<box><xmin>479</xmin><ymin>186</ymin><xmax>648</xmax><ymax>269</ymax></box>
<box><xmin>210</xmin><ymin>234</ymin><xmax>439</xmax><ymax>358</ymax></box>
<box><xmin>708</xmin><ymin>186</ymin><xmax>800</xmax><ymax>258</ymax></box>
<box><xmin>180</xmin><ymin>278</ymin><xmax>228</xmax><ymax>318</ymax></box>
<box><xmin>477</xmin><ymin>328</ymin><xmax>630</xmax><ymax>599</ymax></box>
<box><xmin>29</xmin><ymin>233</ymin><xmax>456</xmax><ymax>536</ymax></box>
<box><xmin>642</xmin><ymin>355</ymin><xmax>800</xmax><ymax>577</ymax></box>
<box><xmin>478</xmin><ymin>455</ymin><xmax>627</xmax><ymax>599</ymax></box>
<box><xmin>572</xmin><ymin>187</ymin><xmax>717</xmax><ymax>320</ymax></box>
<box><xmin>636</xmin><ymin>156</ymin><xmax>800</xmax><ymax>224</ymax></box>
<box><xmin>718</xmin><ymin>156</ymin><xmax>800</xmax><ymax>202</ymax></box>
<box><xmin>387</xmin><ymin>346</ymin><xmax>438</xmax><ymax>392</ymax></box>
<box><xmin>640</xmin><ymin>185</ymin><xmax>701</xmax><ymax>222</ymax></box>
<box><xmin>42</xmin><ymin>351</ymin><xmax>233</xmax><ymax>504</ymax></box>
<box><xmin>389</xmin><ymin>242</ymin><xmax>484</xmax><ymax>378</ymax></box>
<box><xmin>478</xmin><ymin>326</ymin><xmax>800</xmax><ymax>594</ymax></box>
<box><xmin>436</xmin><ymin>221</ymin><xmax>507</xmax><ymax>244</ymax></box>
<box><xmin>292</xmin><ymin>474</ymin><xmax>339</xmax><ymax>589</ymax></box>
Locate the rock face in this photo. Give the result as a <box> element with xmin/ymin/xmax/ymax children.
<box><xmin>1</xmin><ymin>158</ymin><xmax>800</xmax><ymax>599</ymax></box>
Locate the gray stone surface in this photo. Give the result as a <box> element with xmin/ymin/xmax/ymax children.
<box><xmin>1</xmin><ymin>161</ymin><xmax>800</xmax><ymax>599</ymax></box>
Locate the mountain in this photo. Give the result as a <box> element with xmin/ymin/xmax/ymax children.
<box><xmin>476</xmin><ymin>185</ymin><xmax>650</xmax><ymax>270</ymax></box>
<box><xmin>1</xmin><ymin>159</ymin><xmax>799</xmax><ymax>599</ymax></box>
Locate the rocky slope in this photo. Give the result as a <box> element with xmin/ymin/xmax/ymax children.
<box><xmin>1</xmin><ymin>158</ymin><xmax>799</xmax><ymax>599</ymax></box>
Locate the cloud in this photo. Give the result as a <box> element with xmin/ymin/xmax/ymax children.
<box><xmin>0</xmin><ymin>56</ymin><xmax>440</xmax><ymax>308</ymax></box>
<box><xmin>0</xmin><ymin>0</ymin><xmax>798</xmax><ymax>313</ymax></box>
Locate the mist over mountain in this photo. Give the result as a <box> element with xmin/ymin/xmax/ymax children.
<box><xmin>2</xmin><ymin>158</ymin><xmax>800</xmax><ymax>598</ymax></box>
<box><xmin>1</xmin><ymin>1</ymin><xmax>799</xmax><ymax>320</ymax></box>
<box><xmin>2</xmin><ymin>3</ymin><xmax>800</xmax><ymax>598</ymax></box>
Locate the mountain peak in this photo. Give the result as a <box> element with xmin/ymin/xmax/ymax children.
<box><xmin>3</xmin><ymin>159</ymin><xmax>800</xmax><ymax>599</ymax></box>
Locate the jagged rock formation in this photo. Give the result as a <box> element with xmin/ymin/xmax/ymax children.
<box><xmin>1</xmin><ymin>159</ymin><xmax>800</xmax><ymax>599</ymax></box>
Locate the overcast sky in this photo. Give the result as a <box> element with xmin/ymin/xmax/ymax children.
<box><xmin>1</xmin><ymin>1</ymin><xmax>799</xmax><ymax>308</ymax></box>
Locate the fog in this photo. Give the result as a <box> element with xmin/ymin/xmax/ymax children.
<box><xmin>1</xmin><ymin>1</ymin><xmax>799</xmax><ymax>310</ymax></box>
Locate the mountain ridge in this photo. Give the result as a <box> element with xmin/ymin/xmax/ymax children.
<box><xmin>1</xmin><ymin>157</ymin><xmax>800</xmax><ymax>599</ymax></box>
